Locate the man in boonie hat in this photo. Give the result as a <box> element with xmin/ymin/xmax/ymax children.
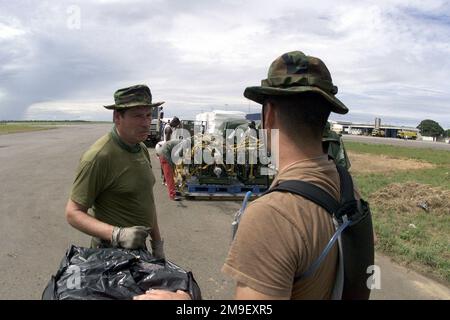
<box><xmin>220</xmin><ymin>51</ymin><xmax>370</xmax><ymax>299</ymax></box>
<box><xmin>242</xmin><ymin>51</ymin><xmax>348</xmax><ymax>114</ymax></box>
<box><xmin>135</xmin><ymin>51</ymin><xmax>373</xmax><ymax>301</ymax></box>
<box><xmin>65</xmin><ymin>84</ymin><xmax>166</xmax><ymax>259</ymax></box>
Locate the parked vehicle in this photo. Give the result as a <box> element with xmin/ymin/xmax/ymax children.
<box><xmin>397</xmin><ymin>130</ymin><xmax>417</xmax><ymax>140</ymax></box>
<box><xmin>371</xmin><ymin>128</ymin><xmax>385</xmax><ymax>137</ymax></box>
<box><xmin>144</xmin><ymin>106</ymin><xmax>164</xmax><ymax>147</ymax></box>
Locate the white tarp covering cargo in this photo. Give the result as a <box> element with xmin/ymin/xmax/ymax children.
<box><xmin>196</xmin><ymin>110</ymin><xmax>246</xmax><ymax>133</ymax></box>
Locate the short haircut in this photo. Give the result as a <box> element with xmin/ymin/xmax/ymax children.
<box><xmin>171</xmin><ymin>117</ymin><xmax>180</xmax><ymax>127</ymax></box>
<box><xmin>264</xmin><ymin>92</ymin><xmax>331</xmax><ymax>139</ymax></box>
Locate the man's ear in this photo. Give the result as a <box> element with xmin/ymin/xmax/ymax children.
<box><xmin>113</xmin><ymin>110</ymin><xmax>121</xmax><ymax>124</ymax></box>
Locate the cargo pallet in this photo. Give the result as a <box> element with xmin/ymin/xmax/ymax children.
<box><xmin>183</xmin><ymin>183</ymin><xmax>267</xmax><ymax>200</ymax></box>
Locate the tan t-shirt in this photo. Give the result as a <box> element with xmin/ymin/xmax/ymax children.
<box><xmin>222</xmin><ymin>155</ymin><xmax>347</xmax><ymax>299</ymax></box>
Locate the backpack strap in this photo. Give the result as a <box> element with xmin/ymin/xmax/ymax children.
<box><xmin>335</xmin><ymin>165</ymin><xmax>357</xmax><ymax>220</ymax></box>
<box><xmin>265</xmin><ymin>180</ymin><xmax>339</xmax><ymax>216</ymax></box>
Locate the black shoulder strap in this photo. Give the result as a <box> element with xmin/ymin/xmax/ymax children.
<box><xmin>335</xmin><ymin>165</ymin><xmax>357</xmax><ymax>219</ymax></box>
<box><xmin>335</xmin><ymin>165</ymin><xmax>354</xmax><ymax>204</ymax></box>
<box><xmin>265</xmin><ymin>165</ymin><xmax>356</xmax><ymax>218</ymax></box>
<box><xmin>265</xmin><ymin>180</ymin><xmax>340</xmax><ymax>216</ymax></box>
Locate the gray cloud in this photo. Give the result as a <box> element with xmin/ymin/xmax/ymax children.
<box><xmin>0</xmin><ymin>0</ymin><xmax>449</xmax><ymax>128</ymax></box>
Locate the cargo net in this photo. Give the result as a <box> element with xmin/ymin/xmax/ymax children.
<box><xmin>173</xmin><ymin>125</ymin><xmax>274</xmax><ymax>192</ymax></box>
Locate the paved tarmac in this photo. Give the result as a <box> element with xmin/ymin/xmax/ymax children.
<box><xmin>0</xmin><ymin>124</ymin><xmax>448</xmax><ymax>299</ymax></box>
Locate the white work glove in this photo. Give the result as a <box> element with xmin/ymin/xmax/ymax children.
<box><xmin>111</xmin><ymin>226</ymin><xmax>150</xmax><ymax>249</ymax></box>
<box><xmin>151</xmin><ymin>239</ymin><xmax>165</xmax><ymax>260</ymax></box>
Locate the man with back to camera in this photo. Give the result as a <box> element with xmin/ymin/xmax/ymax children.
<box><xmin>65</xmin><ymin>84</ymin><xmax>165</xmax><ymax>258</ymax></box>
<box><xmin>157</xmin><ymin>116</ymin><xmax>181</xmax><ymax>186</ymax></box>
<box><xmin>164</xmin><ymin>116</ymin><xmax>181</xmax><ymax>141</ymax></box>
<box><xmin>134</xmin><ymin>51</ymin><xmax>370</xmax><ymax>300</ymax></box>
<box><xmin>155</xmin><ymin>139</ymin><xmax>185</xmax><ymax>201</ymax></box>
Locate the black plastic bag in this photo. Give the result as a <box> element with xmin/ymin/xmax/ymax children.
<box><xmin>42</xmin><ymin>245</ymin><xmax>202</xmax><ymax>300</ymax></box>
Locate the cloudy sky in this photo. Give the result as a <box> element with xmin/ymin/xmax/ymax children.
<box><xmin>1</xmin><ymin>0</ymin><xmax>449</xmax><ymax>128</ymax></box>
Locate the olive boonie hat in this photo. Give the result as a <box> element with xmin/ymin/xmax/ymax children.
<box><xmin>244</xmin><ymin>51</ymin><xmax>348</xmax><ymax>114</ymax></box>
<box><xmin>104</xmin><ymin>84</ymin><xmax>165</xmax><ymax>110</ymax></box>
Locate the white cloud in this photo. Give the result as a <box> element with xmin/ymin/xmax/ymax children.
<box><xmin>24</xmin><ymin>100</ymin><xmax>112</xmax><ymax>121</ymax></box>
<box><xmin>0</xmin><ymin>22</ymin><xmax>25</xmax><ymax>40</ymax></box>
<box><xmin>0</xmin><ymin>0</ymin><xmax>449</xmax><ymax>128</ymax></box>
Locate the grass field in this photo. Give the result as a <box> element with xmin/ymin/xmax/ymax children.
<box><xmin>0</xmin><ymin>121</ymin><xmax>111</xmax><ymax>135</ymax></box>
<box><xmin>345</xmin><ymin>141</ymin><xmax>450</xmax><ymax>283</ymax></box>
<box><xmin>0</xmin><ymin>123</ymin><xmax>55</xmax><ymax>135</ymax></box>
<box><xmin>345</xmin><ymin>141</ymin><xmax>450</xmax><ymax>166</ymax></box>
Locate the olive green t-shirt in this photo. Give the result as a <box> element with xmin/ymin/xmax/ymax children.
<box><xmin>70</xmin><ymin>127</ymin><xmax>156</xmax><ymax>228</ymax></box>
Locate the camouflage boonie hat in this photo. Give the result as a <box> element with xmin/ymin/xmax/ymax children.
<box><xmin>104</xmin><ymin>84</ymin><xmax>165</xmax><ymax>110</ymax></box>
<box><xmin>244</xmin><ymin>51</ymin><xmax>348</xmax><ymax>114</ymax></box>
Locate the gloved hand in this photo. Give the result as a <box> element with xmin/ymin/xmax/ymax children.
<box><xmin>151</xmin><ymin>239</ymin><xmax>165</xmax><ymax>260</ymax></box>
<box><xmin>111</xmin><ymin>226</ymin><xmax>150</xmax><ymax>249</ymax></box>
